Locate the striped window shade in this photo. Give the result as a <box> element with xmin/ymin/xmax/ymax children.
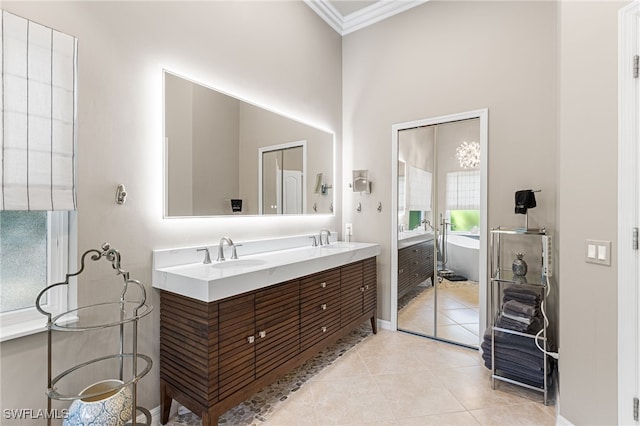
<box><xmin>446</xmin><ymin>170</ymin><xmax>480</xmax><ymax>211</ymax></box>
<box><xmin>407</xmin><ymin>165</ymin><xmax>432</xmax><ymax>211</ymax></box>
<box><xmin>1</xmin><ymin>11</ymin><xmax>77</xmax><ymax>211</ymax></box>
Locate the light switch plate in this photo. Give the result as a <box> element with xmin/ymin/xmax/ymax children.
<box><xmin>585</xmin><ymin>239</ymin><xmax>611</xmax><ymax>266</ymax></box>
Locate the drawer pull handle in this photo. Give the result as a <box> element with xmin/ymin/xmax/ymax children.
<box><xmin>320</xmin><ymin>282</ymin><xmax>327</xmax><ymax>288</ymax></box>
<box><xmin>247</xmin><ymin>336</ymin><xmax>255</xmax><ymax>344</ymax></box>
<box><xmin>321</xmin><ymin>326</ymin><xmax>327</xmax><ymax>333</ymax></box>
<box><xmin>365</xmin><ymin>285</ymin><xmax>369</xmax><ymax>290</ymax></box>
<box><xmin>259</xmin><ymin>330</ymin><xmax>267</xmax><ymax>339</ymax></box>
<box><xmin>399</xmin><ymin>268</ymin><xmax>404</xmax><ymax>274</ymax></box>
<box><xmin>360</xmin><ymin>287</ymin><xmax>365</xmax><ymax>292</ymax></box>
<box><xmin>414</xmin><ymin>273</ymin><xmax>419</xmax><ymax>278</ymax></box>
<box><xmin>413</xmin><ymin>261</ymin><xmax>419</xmax><ymax>265</ymax></box>
<box><xmin>321</xmin><ymin>303</ymin><xmax>327</xmax><ymax>310</ymax></box>
<box><xmin>413</xmin><ymin>249</ymin><xmax>419</xmax><ymax>253</ymax></box>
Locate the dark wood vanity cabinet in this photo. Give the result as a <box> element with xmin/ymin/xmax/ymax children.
<box><xmin>300</xmin><ymin>268</ymin><xmax>341</xmax><ymax>352</ymax></box>
<box><xmin>159</xmin><ymin>258</ymin><xmax>377</xmax><ymax>426</ymax></box>
<box><xmin>398</xmin><ymin>240</ymin><xmax>435</xmax><ymax>299</ymax></box>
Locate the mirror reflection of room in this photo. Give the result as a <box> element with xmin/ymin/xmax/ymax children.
<box><xmin>397</xmin><ymin>118</ymin><xmax>481</xmax><ymax>348</ymax></box>
<box><xmin>163</xmin><ymin>71</ymin><xmax>333</xmax><ymax>217</ymax></box>
<box><xmin>260</xmin><ymin>144</ymin><xmax>305</xmax><ymax>215</ymax></box>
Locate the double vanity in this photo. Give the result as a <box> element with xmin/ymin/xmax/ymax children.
<box><xmin>152</xmin><ymin>234</ymin><xmax>380</xmax><ymax>426</ymax></box>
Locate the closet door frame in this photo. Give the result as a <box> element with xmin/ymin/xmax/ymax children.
<box><xmin>390</xmin><ymin>109</ymin><xmax>488</xmax><ymax>345</ymax></box>
<box><xmin>617</xmin><ymin>2</ymin><xmax>639</xmax><ymax>424</ymax></box>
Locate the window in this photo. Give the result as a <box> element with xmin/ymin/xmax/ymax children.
<box><xmin>446</xmin><ymin>171</ymin><xmax>480</xmax><ymax>233</ymax></box>
<box><xmin>0</xmin><ymin>211</ymin><xmax>74</xmax><ymax>341</ymax></box>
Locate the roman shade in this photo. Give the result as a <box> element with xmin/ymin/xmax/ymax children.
<box><xmin>1</xmin><ymin>11</ymin><xmax>77</xmax><ymax>211</ymax></box>
<box><xmin>407</xmin><ymin>165</ymin><xmax>432</xmax><ymax>211</ymax></box>
<box><xmin>446</xmin><ymin>170</ymin><xmax>480</xmax><ymax>211</ymax></box>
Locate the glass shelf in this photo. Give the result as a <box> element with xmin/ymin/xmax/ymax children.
<box><xmin>48</xmin><ymin>353</ymin><xmax>152</xmax><ymax>401</ymax></box>
<box><xmin>491</xmin><ymin>226</ymin><xmax>547</xmax><ymax>236</ymax></box>
<box><xmin>50</xmin><ymin>302</ymin><xmax>152</xmax><ymax>331</ymax></box>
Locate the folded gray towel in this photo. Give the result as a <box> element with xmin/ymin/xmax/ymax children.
<box><xmin>502</xmin><ymin>312</ymin><xmax>533</xmax><ymax>324</ymax></box>
<box><xmin>503</xmin><ymin>299</ymin><xmax>538</xmax><ymax>317</ymax></box>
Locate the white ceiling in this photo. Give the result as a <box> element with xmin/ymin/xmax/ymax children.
<box><xmin>305</xmin><ymin>0</ymin><xmax>427</xmax><ymax>36</ymax></box>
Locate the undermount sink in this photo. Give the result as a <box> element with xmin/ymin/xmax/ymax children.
<box><xmin>210</xmin><ymin>259</ymin><xmax>267</xmax><ymax>269</ymax></box>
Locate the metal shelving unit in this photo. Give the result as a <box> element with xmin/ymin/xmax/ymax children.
<box><xmin>488</xmin><ymin>227</ymin><xmax>553</xmax><ymax>405</ymax></box>
<box><xmin>36</xmin><ymin>243</ymin><xmax>153</xmax><ymax>426</ymax></box>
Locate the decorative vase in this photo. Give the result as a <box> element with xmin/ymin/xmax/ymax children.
<box><xmin>64</xmin><ymin>379</ymin><xmax>132</xmax><ymax>426</ymax></box>
<box><xmin>512</xmin><ymin>253</ymin><xmax>528</xmax><ymax>277</ymax></box>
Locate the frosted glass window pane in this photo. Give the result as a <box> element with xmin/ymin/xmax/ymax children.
<box><xmin>0</xmin><ymin>211</ymin><xmax>47</xmax><ymax>312</ymax></box>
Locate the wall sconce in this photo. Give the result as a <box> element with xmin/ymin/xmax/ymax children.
<box><xmin>314</xmin><ymin>173</ymin><xmax>332</xmax><ymax>195</ymax></box>
<box><xmin>352</xmin><ymin>170</ymin><xmax>371</xmax><ymax>193</ymax></box>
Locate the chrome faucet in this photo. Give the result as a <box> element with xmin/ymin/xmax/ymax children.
<box><xmin>217</xmin><ymin>237</ymin><xmax>238</xmax><ymax>261</ymax></box>
<box><xmin>309</xmin><ymin>235</ymin><xmax>318</xmax><ymax>247</ymax></box>
<box><xmin>197</xmin><ymin>247</ymin><xmax>212</xmax><ymax>264</ymax></box>
<box><xmin>319</xmin><ymin>229</ymin><xmax>331</xmax><ymax>246</ymax></box>
<box><xmin>421</xmin><ymin>219</ymin><xmax>434</xmax><ymax>231</ymax></box>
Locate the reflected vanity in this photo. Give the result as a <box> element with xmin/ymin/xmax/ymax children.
<box><xmin>163</xmin><ymin>70</ymin><xmax>334</xmax><ymax>217</ymax></box>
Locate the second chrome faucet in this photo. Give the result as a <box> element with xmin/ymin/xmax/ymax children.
<box><xmin>319</xmin><ymin>229</ymin><xmax>331</xmax><ymax>246</ymax></box>
<box><xmin>217</xmin><ymin>237</ymin><xmax>238</xmax><ymax>261</ymax></box>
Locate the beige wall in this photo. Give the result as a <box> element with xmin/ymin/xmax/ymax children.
<box><xmin>557</xmin><ymin>1</ymin><xmax>625</xmax><ymax>424</ymax></box>
<box><xmin>343</xmin><ymin>0</ymin><xmax>557</xmax><ymax>322</ymax></box>
<box><xmin>0</xmin><ymin>1</ymin><xmax>629</xmax><ymax>424</ymax></box>
<box><xmin>0</xmin><ymin>1</ymin><xmax>341</xmax><ymax>421</ymax></box>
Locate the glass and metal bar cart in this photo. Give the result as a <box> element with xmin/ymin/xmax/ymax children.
<box><xmin>36</xmin><ymin>243</ymin><xmax>153</xmax><ymax>425</ymax></box>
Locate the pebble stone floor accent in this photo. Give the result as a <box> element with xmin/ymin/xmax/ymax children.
<box><xmin>165</xmin><ymin>325</ymin><xmax>373</xmax><ymax>426</ymax></box>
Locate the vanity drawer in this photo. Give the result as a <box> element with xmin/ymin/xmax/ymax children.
<box><xmin>300</xmin><ymin>268</ymin><xmax>341</xmax><ymax>300</ymax></box>
<box><xmin>300</xmin><ymin>303</ymin><xmax>341</xmax><ymax>351</ymax></box>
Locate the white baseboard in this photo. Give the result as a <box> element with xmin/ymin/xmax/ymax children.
<box><xmin>377</xmin><ymin>319</ymin><xmax>392</xmax><ymax>330</ymax></box>
<box><xmin>139</xmin><ymin>403</ymin><xmax>177</xmax><ymax>426</ymax></box>
<box><xmin>556</xmin><ymin>414</ymin><xmax>574</xmax><ymax>426</ymax></box>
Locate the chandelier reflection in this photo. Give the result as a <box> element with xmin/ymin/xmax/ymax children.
<box><xmin>456</xmin><ymin>141</ymin><xmax>480</xmax><ymax>169</ymax></box>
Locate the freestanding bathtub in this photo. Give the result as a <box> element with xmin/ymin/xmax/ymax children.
<box><xmin>444</xmin><ymin>234</ymin><xmax>480</xmax><ymax>282</ymax></box>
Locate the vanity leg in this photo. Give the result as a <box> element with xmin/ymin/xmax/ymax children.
<box><xmin>160</xmin><ymin>381</ymin><xmax>172</xmax><ymax>424</ymax></box>
<box><xmin>370</xmin><ymin>316</ymin><xmax>377</xmax><ymax>334</ymax></box>
<box><xmin>201</xmin><ymin>408</ymin><xmax>219</xmax><ymax>426</ymax></box>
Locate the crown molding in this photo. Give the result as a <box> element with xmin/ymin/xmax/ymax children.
<box><xmin>306</xmin><ymin>0</ymin><xmax>428</xmax><ymax>36</ymax></box>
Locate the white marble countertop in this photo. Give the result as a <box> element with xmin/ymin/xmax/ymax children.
<box><xmin>152</xmin><ymin>238</ymin><xmax>381</xmax><ymax>302</ymax></box>
<box><xmin>398</xmin><ymin>230</ymin><xmax>434</xmax><ymax>249</ymax></box>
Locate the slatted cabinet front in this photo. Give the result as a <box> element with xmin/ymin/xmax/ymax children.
<box><xmin>160</xmin><ymin>258</ymin><xmax>377</xmax><ymax>426</ymax></box>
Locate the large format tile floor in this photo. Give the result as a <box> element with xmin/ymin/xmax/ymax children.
<box><xmin>168</xmin><ymin>328</ymin><xmax>555</xmax><ymax>426</ymax></box>
<box><xmin>398</xmin><ymin>279</ymin><xmax>480</xmax><ymax>347</ymax></box>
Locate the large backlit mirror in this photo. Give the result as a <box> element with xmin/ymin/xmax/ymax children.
<box><xmin>163</xmin><ymin>70</ymin><xmax>334</xmax><ymax>217</ymax></box>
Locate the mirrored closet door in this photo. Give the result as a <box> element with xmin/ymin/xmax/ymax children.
<box><xmin>396</xmin><ymin>117</ymin><xmax>482</xmax><ymax>348</ymax></box>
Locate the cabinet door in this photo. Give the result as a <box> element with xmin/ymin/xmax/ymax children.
<box><xmin>218</xmin><ymin>293</ymin><xmax>255</xmax><ymax>400</ymax></box>
<box><xmin>341</xmin><ymin>261</ymin><xmax>364</xmax><ymax>327</ymax></box>
<box><xmin>160</xmin><ymin>292</ymin><xmax>219</xmax><ymax>408</ymax></box>
<box><xmin>398</xmin><ymin>247</ymin><xmax>413</xmax><ymax>299</ymax></box>
<box><xmin>255</xmin><ymin>280</ymin><xmax>300</xmax><ymax>378</ymax></box>
<box><xmin>363</xmin><ymin>257</ymin><xmax>377</xmax><ymax>315</ymax></box>
<box><xmin>422</xmin><ymin>241</ymin><xmax>434</xmax><ymax>282</ymax></box>
<box><xmin>300</xmin><ymin>268</ymin><xmax>341</xmax><ymax>351</ymax></box>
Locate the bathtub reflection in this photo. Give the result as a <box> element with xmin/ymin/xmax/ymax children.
<box><xmin>444</xmin><ymin>234</ymin><xmax>479</xmax><ymax>282</ymax></box>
